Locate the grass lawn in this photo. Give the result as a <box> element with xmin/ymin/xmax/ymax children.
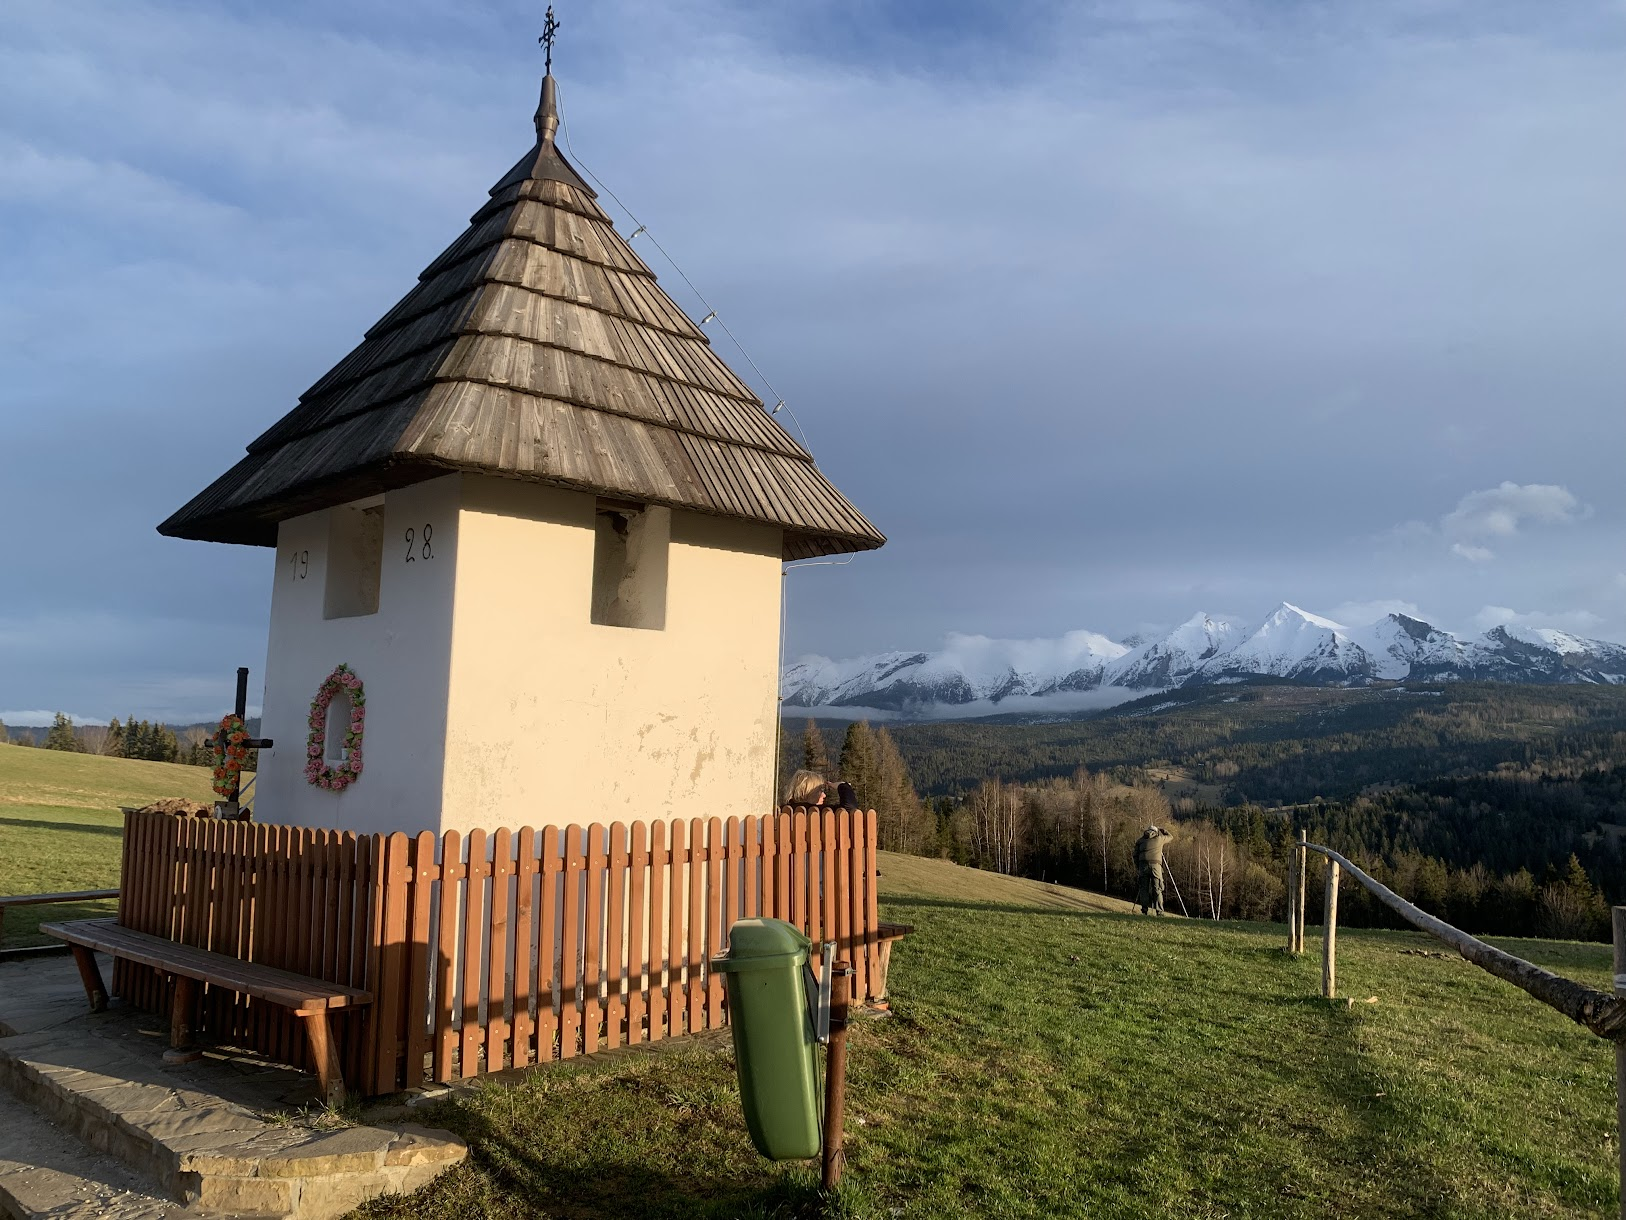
<box><xmin>353</xmin><ymin>857</ymin><xmax>1619</xmax><ymax>1219</ymax></box>
<box><xmin>1</xmin><ymin>751</ymin><xmax>1614</xmax><ymax>1217</ymax></box>
<box><xmin>0</xmin><ymin>747</ymin><xmax>220</xmax><ymax>945</ymax></box>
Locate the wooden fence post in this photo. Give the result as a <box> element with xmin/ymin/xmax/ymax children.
<box><xmin>1613</xmin><ymin>905</ymin><xmax>1624</xmax><ymax>1220</ymax></box>
<box><xmin>1295</xmin><ymin>831</ymin><xmax>1308</xmax><ymax>955</ymax></box>
<box><xmin>1322</xmin><ymin>858</ymin><xmax>1340</xmax><ymax>1001</ymax></box>
<box><xmin>1285</xmin><ymin>845</ymin><xmax>1298</xmax><ymax>955</ymax></box>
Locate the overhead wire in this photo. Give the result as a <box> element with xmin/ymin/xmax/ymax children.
<box><xmin>555</xmin><ymin>88</ymin><xmax>814</xmax><ymax>455</ymax></box>
<box><xmin>554</xmin><ymin>82</ymin><xmax>861</xmax><ymax>780</ymax></box>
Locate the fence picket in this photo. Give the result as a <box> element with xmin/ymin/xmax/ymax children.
<box><xmin>512</xmin><ymin>828</ymin><xmax>538</xmax><ymax>1070</ymax></box>
<box><xmin>432</xmin><ymin>829</ymin><xmax>461</xmax><ymax>1083</ymax></box>
<box><xmin>111</xmin><ymin>806</ymin><xmax>888</xmax><ymax>1099</ymax></box>
<box><xmin>707</xmin><ymin>816</ymin><xmax>725</xmax><ymax>1028</ymax></box>
<box><xmin>559</xmin><ymin>825</ymin><xmax>583</xmax><ymax>1059</ymax></box>
<box><xmin>460</xmin><ymin>829</ymin><xmax>489</xmax><ymax>1078</ymax></box>
<box><xmin>686</xmin><ymin>817</ymin><xmax>706</xmax><ymax>1036</ymax></box>
<box><xmin>667</xmin><ymin>819</ymin><xmax>686</xmax><ymax>1039</ymax></box>
<box><xmin>403</xmin><ymin>830</ymin><xmax>437</xmax><ymax>1089</ymax></box>
<box><xmin>626</xmin><ymin>822</ymin><xmax>648</xmax><ymax>1045</ymax></box>
<box><xmin>372</xmin><ymin>833</ymin><xmax>411</xmax><ymax>1092</ymax></box>
<box><xmin>486</xmin><ymin>828</ymin><xmax>513</xmax><ymax>1073</ymax></box>
<box><xmin>537</xmin><ymin>826</ymin><xmax>561</xmax><ymax>1063</ymax></box>
<box><xmin>583</xmin><ymin>825</ymin><xmax>606</xmax><ymax>1055</ymax></box>
<box><xmin>605</xmin><ymin>823</ymin><xmax>628</xmax><ymax>1050</ymax></box>
<box><xmin>865</xmin><ymin>811</ymin><xmax>881</xmax><ymax>994</ymax></box>
<box><xmin>846</xmin><ymin>813</ymin><xmax>867</xmax><ymax>1000</ymax></box>
<box><xmin>647</xmin><ymin>819</ymin><xmax>668</xmax><ymax>1042</ymax></box>
<box><xmin>807</xmin><ymin>810</ymin><xmax>824</xmax><ymax>973</ymax></box>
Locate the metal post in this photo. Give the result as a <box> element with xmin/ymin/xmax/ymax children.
<box><xmin>1613</xmin><ymin>906</ymin><xmax>1625</xmax><ymax>1220</ymax></box>
<box><xmin>1162</xmin><ymin>856</ymin><xmax>1189</xmax><ymax>918</ymax></box>
<box><xmin>821</xmin><ymin>960</ymin><xmax>853</xmax><ymax>1190</ymax></box>
<box><xmin>1323</xmin><ymin>858</ymin><xmax>1340</xmax><ymax>1000</ymax></box>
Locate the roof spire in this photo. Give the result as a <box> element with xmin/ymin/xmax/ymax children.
<box><xmin>535</xmin><ymin>6</ymin><xmax>561</xmax><ymax>148</ymax></box>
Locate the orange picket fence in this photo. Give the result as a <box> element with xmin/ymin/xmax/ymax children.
<box><xmin>112</xmin><ymin>807</ymin><xmax>886</xmax><ymax>1095</ymax></box>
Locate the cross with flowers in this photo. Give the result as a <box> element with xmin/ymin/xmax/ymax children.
<box><xmin>211</xmin><ymin>666</ymin><xmax>275</xmax><ymax>820</ymax></box>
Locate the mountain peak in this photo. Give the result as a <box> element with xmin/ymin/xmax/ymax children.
<box><xmin>781</xmin><ymin>605</ymin><xmax>1626</xmax><ymax>714</ymax></box>
<box><xmin>1267</xmin><ymin>602</ymin><xmax>1345</xmax><ymax>631</ymax></box>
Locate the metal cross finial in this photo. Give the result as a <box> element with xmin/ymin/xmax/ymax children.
<box><xmin>539</xmin><ymin>6</ymin><xmax>560</xmax><ymax>74</ymax></box>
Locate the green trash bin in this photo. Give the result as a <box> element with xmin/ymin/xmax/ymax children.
<box><xmin>711</xmin><ymin>917</ymin><xmax>822</xmax><ymax>1160</ymax></box>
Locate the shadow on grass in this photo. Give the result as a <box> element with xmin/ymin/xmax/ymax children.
<box><xmin>0</xmin><ymin>900</ymin><xmax>119</xmax><ymax>950</ymax></box>
<box><xmin>1275</xmin><ymin>973</ymin><xmax>1483</xmax><ymax>1215</ymax></box>
<box><xmin>358</xmin><ymin>1104</ymin><xmax>832</xmax><ymax>1220</ymax></box>
<box><xmin>0</xmin><ymin>816</ymin><xmax>124</xmax><ymax>838</ymax></box>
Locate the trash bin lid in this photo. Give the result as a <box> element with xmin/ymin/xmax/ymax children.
<box><xmin>710</xmin><ymin>917</ymin><xmax>811</xmax><ymax>973</ymax></box>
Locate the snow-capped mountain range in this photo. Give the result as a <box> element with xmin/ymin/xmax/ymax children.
<box><xmin>782</xmin><ymin>604</ymin><xmax>1626</xmax><ymax>713</ymax></box>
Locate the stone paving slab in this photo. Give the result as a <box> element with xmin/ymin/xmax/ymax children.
<box><xmin>0</xmin><ymin>1086</ymin><xmax>182</xmax><ymax>1219</ymax></box>
<box><xmin>0</xmin><ymin>955</ymin><xmax>466</xmax><ymax>1218</ymax></box>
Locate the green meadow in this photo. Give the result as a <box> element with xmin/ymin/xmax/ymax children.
<box><xmin>360</xmin><ymin>868</ymin><xmax>1617</xmax><ymax>1218</ymax></box>
<box><xmin>0</xmin><ymin>749</ymin><xmax>1615</xmax><ymax>1217</ymax></box>
<box><xmin>0</xmin><ymin>746</ymin><xmax>220</xmax><ymax>942</ymax></box>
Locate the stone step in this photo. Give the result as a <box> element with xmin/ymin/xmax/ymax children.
<box><xmin>0</xmin><ymin>1086</ymin><xmax>183</xmax><ymax>1219</ymax></box>
<box><xmin>0</xmin><ymin>971</ymin><xmax>466</xmax><ymax>1220</ymax></box>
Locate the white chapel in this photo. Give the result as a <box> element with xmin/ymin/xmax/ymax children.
<box><xmin>160</xmin><ymin>64</ymin><xmax>883</xmax><ymax>837</ymax></box>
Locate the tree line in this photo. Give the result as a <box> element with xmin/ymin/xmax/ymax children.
<box><xmin>789</xmin><ymin>706</ymin><xmax>1622</xmax><ymax>944</ymax></box>
<box><xmin>6</xmin><ymin>712</ymin><xmax>223</xmax><ymax>767</ymax></box>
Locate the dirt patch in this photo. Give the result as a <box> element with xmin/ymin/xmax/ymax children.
<box><xmin>125</xmin><ymin>797</ymin><xmax>212</xmax><ymax>817</ymax></box>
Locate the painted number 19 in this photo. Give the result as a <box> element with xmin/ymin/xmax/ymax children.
<box><xmin>286</xmin><ymin>549</ymin><xmax>309</xmax><ymax>580</ymax></box>
<box><xmin>404</xmin><ymin>523</ymin><xmax>434</xmax><ymax>563</ymax></box>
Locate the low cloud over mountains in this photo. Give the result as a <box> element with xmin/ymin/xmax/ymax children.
<box><xmin>782</xmin><ymin>604</ymin><xmax>1626</xmax><ymax>716</ymax></box>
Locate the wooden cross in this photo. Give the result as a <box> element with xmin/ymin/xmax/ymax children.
<box><xmin>216</xmin><ymin>666</ymin><xmax>273</xmax><ymax>821</ymax></box>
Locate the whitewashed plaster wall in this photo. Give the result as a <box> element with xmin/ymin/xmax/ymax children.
<box><xmin>257</xmin><ymin>476</ymin><xmax>460</xmax><ymax>835</ymax></box>
<box><xmin>439</xmin><ymin>476</ymin><xmax>783</xmax><ymax>834</ymax></box>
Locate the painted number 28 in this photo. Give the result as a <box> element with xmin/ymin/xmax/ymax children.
<box><xmin>404</xmin><ymin>524</ymin><xmax>434</xmax><ymax>563</ymax></box>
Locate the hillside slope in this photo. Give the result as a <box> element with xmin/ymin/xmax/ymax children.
<box><xmin>0</xmin><ymin>748</ymin><xmax>219</xmax><ymax>945</ymax></box>
<box><xmin>877</xmin><ymin>850</ymin><xmax>1138</xmax><ymax>914</ymax></box>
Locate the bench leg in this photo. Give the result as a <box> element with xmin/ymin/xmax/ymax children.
<box><xmin>300</xmin><ymin>1011</ymin><xmax>346</xmax><ymax>1108</ymax></box>
<box><xmin>69</xmin><ymin>946</ymin><xmax>108</xmax><ymax>1012</ymax></box>
<box><xmin>162</xmin><ymin>976</ymin><xmax>203</xmax><ymax>1065</ymax></box>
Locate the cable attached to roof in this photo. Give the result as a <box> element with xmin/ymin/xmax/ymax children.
<box><xmin>554</xmin><ymin>83</ymin><xmax>814</xmax><ymax>456</ymax></box>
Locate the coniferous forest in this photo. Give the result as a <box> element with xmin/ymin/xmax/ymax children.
<box><xmin>782</xmin><ymin>682</ymin><xmax>1626</xmax><ymax>942</ymax></box>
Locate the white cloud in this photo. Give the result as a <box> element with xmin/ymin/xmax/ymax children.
<box><xmin>1327</xmin><ymin>599</ymin><xmax>1426</xmax><ymax>625</ymax></box>
<box><xmin>1451</xmin><ymin>543</ymin><xmax>1495</xmax><ymax>563</ymax></box>
<box><xmin>0</xmin><ymin>710</ymin><xmax>109</xmax><ymax>727</ymax></box>
<box><xmin>1472</xmin><ymin>605</ymin><xmax>1603</xmax><ymax>635</ymax></box>
<box><xmin>1443</xmin><ymin>481</ymin><xmax>1584</xmax><ymax>541</ymax></box>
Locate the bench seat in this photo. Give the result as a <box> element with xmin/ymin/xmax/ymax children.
<box><xmin>43</xmin><ymin>918</ymin><xmax>370</xmax><ymax>1103</ymax></box>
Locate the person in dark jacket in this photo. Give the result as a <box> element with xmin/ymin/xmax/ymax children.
<box><xmin>1134</xmin><ymin>826</ymin><xmax>1173</xmax><ymax>915</ymax></box>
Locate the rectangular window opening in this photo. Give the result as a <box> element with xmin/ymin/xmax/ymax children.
<box><xmin>323</xmin><ymin>503</ymin><xmax>384</xmax><ymax>619</ymax></box>
<box><xmin>591</xmin><ymin>502</ymin><xmax>669</xmax><ymax>630</ymax></box>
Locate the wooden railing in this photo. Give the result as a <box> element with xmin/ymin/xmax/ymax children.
<box><xmin>1285</xmin><ymin>831</ymin><xmax>1626</xmax><ymax>1217</ymax></box>
<box><xmin>113</xmin><ymin>807</ymin><xmax>886</xmax><ymax>1096</ymax></box>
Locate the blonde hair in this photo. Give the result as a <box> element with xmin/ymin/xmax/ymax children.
<box><xmin>783</xmin><ymin>769</ymin><xmax>827</xmax><ymax>807</ymax></box>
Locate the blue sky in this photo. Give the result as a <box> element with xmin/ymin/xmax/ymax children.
<box><xmin>1</xmin><ymin>0</ymin><xmax>1622</xmax><ymax>724</ymax></box>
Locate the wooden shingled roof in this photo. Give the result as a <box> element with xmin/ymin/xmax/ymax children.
<box><xmin>159</xmin><ymin>75</ymin><xmax>883</xmax><ymax>562</ymax></box>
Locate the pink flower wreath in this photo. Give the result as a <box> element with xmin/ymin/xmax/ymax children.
<box><xmin>305</xmin><ymin>664</ymin><xmax>365</xmax><ymax>791</ymax></box>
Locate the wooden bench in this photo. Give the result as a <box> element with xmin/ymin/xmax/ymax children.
<box><xmin>42</xmin><ymin>918</ymin><xmax>371</xmax><ymax>1105</ymax></box>
<box><xmin>870</xmin><ymin>921</ymin><xmax>913</xmax><ymax>1011</ymax></box>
